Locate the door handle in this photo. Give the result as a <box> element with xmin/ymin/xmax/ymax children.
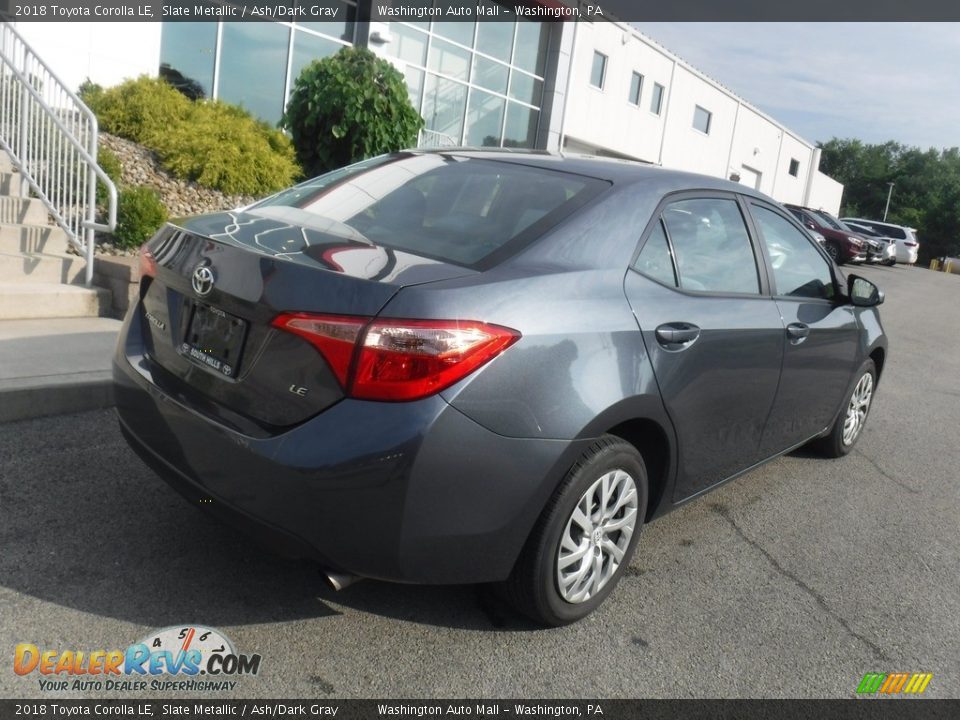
<box><xmin>786</xmin><ymin>322</ymin><xmax>810</xmax><ymax>342</ymax></box>
<box><xmin>655</xmin><ymin>323</ymin><xmax>700</xmax><ymax>347</ymax></box>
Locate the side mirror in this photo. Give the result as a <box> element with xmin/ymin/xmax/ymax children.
<box><xmin>848</xmin><ymin>274</ymin><xmax>884</xmax><ymax>307</ymax></box>
<box><xmin>805</xmin><ymin>222</ymin><xmax>816</xmax><ymax>230</ymax></box>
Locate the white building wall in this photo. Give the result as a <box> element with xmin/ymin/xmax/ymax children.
<box><xmin>559</xmin><ymin>22</ymin><xmax>673</xmax><ymax>162</ymax></box>
<box><xmin>13</xmin><ymin>22</ymin><xmax>161</xmax><ymax>93</ymax></box>
<box><xmin>773</xmin><ymin>133</ymin><xmax>815</xmax><ymax>205</ymax></box>
<box><xmin>807</xmin><ymin>172</ymin><xmax>844</xmax><ymax>216</ymax></box>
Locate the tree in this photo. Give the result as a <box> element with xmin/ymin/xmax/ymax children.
<box><xmin>281</xmin><ymin>47</ymin><xmax>424</xmax><ymax>177</ymax></box>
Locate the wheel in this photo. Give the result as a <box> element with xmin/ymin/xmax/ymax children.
<box><xmin>826</xmin><ymin>242</ymin><xmax>842</xmax><ymax>264</ymax></box>
<box><xmin>500</xmin><ymin>435</ymin><xmax>648</xmax><ymax>626</ymax></box>
<box><xmin>816</xmin><ymin>360</ymin><xmax>876</xmax><ymax>458</ymax></box>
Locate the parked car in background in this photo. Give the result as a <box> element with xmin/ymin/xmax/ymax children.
<box><xmin>843</xmin><ymin>221</ymin><xmax>897</xmax><ymax>266</ymax></box>
<box><xmin>840</xmin><ymin>217</ymin><xmax>919</xmax><ymax>265</ymax></box>
<box><xmin>114</xmin><ymin>152</ymin><xmax>888</xmax><ymax>625</ymax></box>
<box><xmin>784</xmin><ymin>204</ymin><xmax>866</xmax><ymax>264</ymax></box>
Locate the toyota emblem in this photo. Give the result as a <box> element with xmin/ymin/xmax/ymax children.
<box><xmin>191</xmin><ymin>264</ymin><xmax>215</xmax><ymax>296</ymax></box>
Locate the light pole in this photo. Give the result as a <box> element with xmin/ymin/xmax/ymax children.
<box><xmin>883</xmin><ymin>182</ymin><xmax>895</xmax><ymax>221</ymax></box>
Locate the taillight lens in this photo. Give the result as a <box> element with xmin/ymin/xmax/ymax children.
<box><xmin>271</xmin><ymin>313</ymin><xmax>520</xmax><ymax>402</ymax></box>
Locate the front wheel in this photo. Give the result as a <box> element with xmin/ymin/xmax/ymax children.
<box><xmin>826</xmin><ymin>242</ymin><xmax>843</xmax><ymax>264</ymax></box>
<box><xmin>500</xmin><ymin>436</ymin><xmax>648</xmax><ymax>626</ymax></box>
<box><xmin>816</xmin><ymin>359</ymin><xmax>877</xmax><ymax>457</ymax></box>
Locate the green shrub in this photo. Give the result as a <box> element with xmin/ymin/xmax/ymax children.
<box><xmin>114</xmin><ymin>186</ymin><xmax>168</xmax><ymax>249</ymax></box>
<box><xmin>85</xmin><ymin>76</ymin><xmax>299</xmax><ymax>196</ymax></box>
<box><xmin>90</xmin><ymin>76</ymin><xmax>191</xmax><ymax>145</ymax></box>
<box><xmin>282</xmin><ymin>47</ymin><xmax>424</xmax><ymax>177</ymax></box>
<box><xmin>154</xmin><ymin>101</ymin><xmax>300</xmax><ymax>195</ymax></box>
<box><xmin>77</xmin><ymin>78</ymin><xmax>104</xmax><ymax>112</ymax></box>
<box><xmin>95</xmin><ymin>145</ymin><xmax>122</xmax><ymax>207</ymax></box>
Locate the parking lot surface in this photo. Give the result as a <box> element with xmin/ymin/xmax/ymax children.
<box><xmin>1</xmin><ymin>264</ymin><xmax>958</xmax><ymax>699</ymax></box>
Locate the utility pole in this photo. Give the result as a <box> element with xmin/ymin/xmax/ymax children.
<box><xmin>883</xmin><ymin>182</ymin><xmax>895</xmax><ymax>221</ymax></box>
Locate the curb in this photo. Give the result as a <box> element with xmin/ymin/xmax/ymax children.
<box><xmin>0</xmin><ymin>372</ymin><xmax>114</xmax><ymax>423</ymax></box>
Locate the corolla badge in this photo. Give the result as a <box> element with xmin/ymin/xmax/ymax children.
<box><xmin>191</xmin><ymin>264</ymin><xmax>215</xmax><ymax>296</ymax></box>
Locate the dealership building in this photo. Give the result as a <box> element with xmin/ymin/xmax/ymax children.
<box><xmin>11</xmin><ymin>1</ymin><xmax>844</xmax><ymax>212</ymax></box>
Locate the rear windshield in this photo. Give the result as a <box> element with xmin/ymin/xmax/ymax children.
<box><xmin>252</xmin><ymin>154</ymin><xmax>608</xmax><ymax>269</ymax></box>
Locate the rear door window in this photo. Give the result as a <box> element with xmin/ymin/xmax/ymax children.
<box><xmin>660</xmin><ymin>197</ymin><xmax>761</xmax><ymax>294</ymax></box>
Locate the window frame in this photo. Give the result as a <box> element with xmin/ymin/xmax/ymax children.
<box><xmin>744</xmin><ymin>199</ymin><xmax>840</xmax><ymax>303</ymax></box>
<box><xmin>650</xmin><ymin>82</ymin><xmax>665</xmax><ymax>115</ymax></box>
<box><xmin>590</xmin><ymin>51</ymin><xmax>608</xmax><ymax>90</ymax></box>
<box><xmin>628</xmin><ymin>71</ymin><xmax>644</xmax><ymax>106</ymax></box>
<box><xmin>629</xmin><ymin>190</ymin><xmax>772</xmax><ymax>299</ymax></box>
<box><xmin>692</xmin><ymin>105</ymin><xmax>712</xmax><ymax>135</ymax></box>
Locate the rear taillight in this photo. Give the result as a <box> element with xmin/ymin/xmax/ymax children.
<box><xmin>271</xmin><ymin>313</ymin><xmax>520</xmax><ymax>402</ymax></box>
<box><xmin>905</xmin><ymin>241</ymin><xmax>918</xmax><ymax>247</ymax></box>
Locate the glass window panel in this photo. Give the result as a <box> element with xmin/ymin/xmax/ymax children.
<box><xmin>218</xmin><ymin>23</ymin><xmax>290</xmax><ymax>126</ymax></box>
<box><xmin>428</xmin><ymin>37</ymin><xmax>471</xmax><ymax>82</ymax></box>
<box><xmin>473</xmin><ymin>55</ymin><xmax>509</xmax><ymax>95</ymax></box>
<box><xmin>404</xmin><ymin>67</ymin><xmax>425</xmax><ymax>110</ymax></box>
<box><xmin>513</xmin><ymin>20</ymin><xmax>548</xmax><ymax>76</ymax></box>
<box><xmin>629</xmin><ymin>72</ymin><xmax>643</xmax><ymax>105</ymax></box>
<box><xmin>159</xmin><ymin>22</ymin><xmax>216</xmax><ymax>100</ymax></box>
<box><xmin>298</xmin><ymin>0</ymin><xmax>357</xmax><ymax>43</ymax></box>
<box><xmin>422</xmin><ymin>75</ymin><xmax>468</xmax><ymax>142</ymax></box>
<box><xmin>590</xmin><ymin>51</ymin><xmax>607</xmax><ymax>89</ymax></box>
<box><xmin>634</xmin><ymin>221</ymin><xmax>677</xmax><ymax>287</ymax></box>
<box><xmin>788</xmin><ymin>158</ymin><xmax>800</xmax><ymax>177</ymax></box>
<box><xmin>290</xmin><ymin>31</ymin><xmax>342</xmax><ymax>91</ymax></box>
<box><xmin>662</xmin><ymin>198</ymin><xmax>760</xmax><ymax>294</ymax></box>
<box><xmin>433</xmin><ymin>20</ymin><xmax>475</xmax><ymax>48</ymax></box>
<box><xmin>509</xmin><ymin>71</ymin><xmax>543</xmax><ymax>106</ymax></box>
<box><xmin>693</xmin><ymin>105</ymin><xmax>712</xmax><ymax>134</ymax></box>
<box><xmin>389</xmin><ymin>22</ymin><xmax>428</xmax><ymax>67</ymax></box>
<box><xmin>650</xmin><ymin>83</ymin><xmax>664</xmax><ymax>114</ymax></box>
<box><xmin>752</xmin><ymin>205</ymin><xmax>834</xmax><ymax>300</ymax></box>
<box><xmin>465</xmin><ymin>89</ymin><xmax>505</xmax><ymax>147</ymax></box>
<box><xmin>475</xmin><ymin>10</ymin><xmax>514</xmax><ymax>62</ymax></box>
<box><xmin>503</xmin><ymin>102</ymin><xmax>538</xmax><ymax>148</ymax></box>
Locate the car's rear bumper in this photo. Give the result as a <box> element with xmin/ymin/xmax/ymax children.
<box><xmin>113</xmin><ymin>329</ymin><xmax>586</xmax><ymax>585</ymax></box>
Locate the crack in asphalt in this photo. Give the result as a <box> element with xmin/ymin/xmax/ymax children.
<box><xmin>853</xmin><ymin>448</ymin><xmax>920</xmax><ymax>494</ymax></box>
<box><xmin>710</xmin><ymin>503</ymin><xmax>890</xmax><ymax>663</ymax></box>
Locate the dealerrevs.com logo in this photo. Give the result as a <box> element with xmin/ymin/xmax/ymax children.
<box><xmin>14</xmin><ymin>625</ymin><xmax>261</xmax><ymax>693</ymax></box>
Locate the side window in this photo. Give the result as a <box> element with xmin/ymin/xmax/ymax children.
<box><xmin>661</xmin><ymin>198</ymin><xmax>760</xmax><ymax>294</ymax></box>
<box><xmin>633</xmin><ymin>220</ymin><xmax>677</xmax><ymax>287</ymax></box>
<box><xmin>752</xmin><ymin>205</ymin><xmax>835</xmax><ymax>300</ymax></box>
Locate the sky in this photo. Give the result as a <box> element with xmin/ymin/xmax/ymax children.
<box><xmin>635</xmin><ymin>23</ymin><xmax>960</xmax><ymax>151</ymax></box>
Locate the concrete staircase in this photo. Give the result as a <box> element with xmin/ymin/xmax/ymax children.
<box><xmin>0</xmin><ymin>152</ymin><xmax>111</xmax><ymax>319</ymax></box>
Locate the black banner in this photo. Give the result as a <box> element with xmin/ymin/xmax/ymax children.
<box><xmin>3</xmin><ymin>0</ymin><xmax>960</xmax><ymax>22</ymax></box>
<box><xmin>1</xmin><ymin>700</ymin><xmax>960</xmax><ymax>720</ymax></box>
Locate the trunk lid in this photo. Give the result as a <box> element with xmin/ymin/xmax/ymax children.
<box><xmin>135</xmin><ymin>212</ymin><xmax>475</xmax><ymax>431</ymax></box>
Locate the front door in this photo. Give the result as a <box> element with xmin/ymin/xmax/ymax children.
<box><xmin>625</xmin><ymin>193</ymin><xmax>784</xmax><ymax>501</ymax></box>
<box><xmin>746</xmin><ymin>201</ymin><xmax>861</xmax><ymax>455</ymax></box>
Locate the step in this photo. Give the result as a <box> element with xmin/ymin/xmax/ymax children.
<box><xmin>0</xmin><ymin>222</ymin><xmax>71</xmax><ymax>254</ymax></box>
<box><xmin>0</xmin><ymin>196</ymin><xmax>51</xmax><ymax>225</ymax></box>
<box><xmin>0</xmin><ymin>281</ymin><xmax>110</xmax><ymax>320</ymax></box>
<box><xmin>0</xmin><ymin>249</ymin><xmax>87</xmax><ymax>284</ymax></box>
<box><xmin>0</xmin><ymin>154</ymin><xmax>14</xmax><ymax>173</ymax></box>
<box><xmin>0</xmin><ymin>317</ymin><xmax>121</xmax><ymax>423</ymax></box>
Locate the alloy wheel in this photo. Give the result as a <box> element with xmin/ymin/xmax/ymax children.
<box><xmin>842</xmin><ymin>372</ymin><xmax>874</xmax><ymax>446</ymax></box>
<box><xmin>556</xmin><ymin>469</ymin><xmax>638</xmax><ymax>603</ymax></box>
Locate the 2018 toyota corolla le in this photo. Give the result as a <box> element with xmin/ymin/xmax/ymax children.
<box><xmin>114</xmin><ymin>151</ymin><xmax>887</xmax><ymax>625</ymax></box>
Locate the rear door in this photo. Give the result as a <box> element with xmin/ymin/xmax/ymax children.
<box><xmin>624</xmin><ymin>192</ymin><xmax>785</xmax><ymax>501</ymax></box>
<box><xmin>746</xmin><ymin>200</ymin><xmax>860</xmax><ymax>454</ymax></box>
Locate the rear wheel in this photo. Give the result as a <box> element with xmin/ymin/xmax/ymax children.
<box><xmin>500</xmin><ymin>436</ymin><xmax>648</xmax><ymax>626</ymax></box>
<box><xmin>816</xmin><ymin>359</ymin><xmax>876</xmax><ymax>457</ymax></box>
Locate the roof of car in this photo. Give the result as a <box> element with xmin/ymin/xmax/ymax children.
<box><xmin>411</xmin><ymin>147</ymin><xmax>767</xmax><ymax>198</ymax></box>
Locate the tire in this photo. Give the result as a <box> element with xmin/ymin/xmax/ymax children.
<box><xmin>826</xmin><ymin>242</ymin><xmax>842</xmax><ymax>264</ymax></box>
<box><xmin>500</xmin><ymin>435</ymin><xmax>648</xmax><ymax>626</ymax></box>
<box><xmin>815</xmin><ymin>359</ymin><xmax>877</xmax><ymax>458</ymax></box>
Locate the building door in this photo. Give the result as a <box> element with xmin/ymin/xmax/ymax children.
<box><xmin>740</xmin><ymin>165</ymin><xmax>762</xmax><ymax>190</ymax></box>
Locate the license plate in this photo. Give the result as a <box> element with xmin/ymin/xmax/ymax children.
<box><xmin>180</xmin><ymin>303</ymin><xmax>247</xmax><ymax>379</ymax></box>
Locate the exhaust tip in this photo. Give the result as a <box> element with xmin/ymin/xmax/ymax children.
<box><xmin>324</xmin><ymin>569</ymin><xmax>361</xmax><ymax>591</ymax></box>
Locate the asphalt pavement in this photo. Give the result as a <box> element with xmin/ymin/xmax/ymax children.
<box><xmin>1</xmin><ymin>263</ymin><xmax>958</xmax><ymax>699</ymax></box>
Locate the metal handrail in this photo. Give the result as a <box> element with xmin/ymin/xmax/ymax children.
<box><xmin>418</xmin><ymin>128</ymin><xmax>460</xmax><ymax>149</ymax></box>
<box><xmin>0</xmin><ymin>22</ymin><xmax>116</xmax><ymax>285</ymax></box>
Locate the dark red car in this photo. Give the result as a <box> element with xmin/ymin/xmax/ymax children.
<box><xmin>784</xmin><ymin>204</ymin><xmax>866</xmax><ymax>265</ymax></box>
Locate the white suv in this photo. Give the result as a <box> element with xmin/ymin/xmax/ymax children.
<box><xmin>840</xmin><ymin>218</ymin><xmax>919</xmax><ymax>264</ymax></box>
